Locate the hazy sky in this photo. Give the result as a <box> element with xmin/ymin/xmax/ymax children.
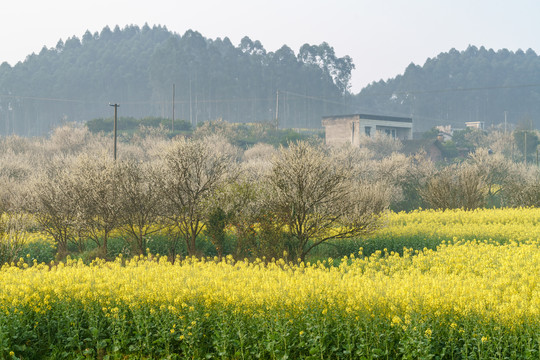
<box><xmin>2</xmin><ymin>0</ymin><xmax>540</xmax><ymax>93</ymax></box>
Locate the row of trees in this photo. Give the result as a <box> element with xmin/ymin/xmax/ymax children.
<box><xmin>0</xmin><ymin>25</ymin><xmax>353</xmax><ymax>136</ymax></box>
<box><xmin>0</xmin><ymin>124</ymin><xmax>388</xmax><ymax>262</ymax></box>
<box><xmin>355</xmin><ymin>45</ymin><xmax>540</xmax><ymax>132</ymax></box>
<box><xmin>2</xmin><ymin>122</ymin><xmax>540</xmax><ymax>263</ymax></box>
<box><xmin>7</xmin><ymin>32</ymin><xmax>540</xmax><ymax>138</ymax></box>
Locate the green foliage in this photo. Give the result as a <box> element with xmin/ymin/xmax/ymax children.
<box><xmin>451</xmin><ymin>128</ymin><xmax>476</xmax><ymax>150</ymax></box>
<box><xmin>438</xmin><ymin>139</ymin><xmax>459</xmax><ymax>158</ymax></box>
<box><xmin>0</xmin><ymin>297</ymin><xmax>536</xmax><ymax>359</ymax></box>
<box><xmin>255</xmin><ymin>214</ymin><xmax>295</xmax><ymax>260</ymax></box>
<box><xmin>204</xmin><ymin>207</ymin><xmax>228</xmax><ymax>258</ymax></box>
<box><xmin>21</xmin><ymin>241</ymin><xmax>56</xmax><ymax>264</ymax></box>
<box><xmin>85</xmin><ymin>116</ymin><xmax>315</xmax><ymax>149</ymax></box>
<box><xmin>48</xmin><ymin>234</ymin><xmax>226</xmax><ymax>263</ymax></box>
<box><xmin>421</xmin><ymin>127</ymin><xmax>439</xmax><ymax>140</ymax></box>
<box><xmin>311</xmin><ymin>236</ymin><xmax>440</xmax><ymax>260</ymax></box>
<box><xmin>193</xmin><ymin>120</ymin><xmax>317</xmax><ymax>149</ymax></box>
<box><xmin>86</xmin><ymin>116</ymin><xmax>192</xmax><ymax>134</ymax></box>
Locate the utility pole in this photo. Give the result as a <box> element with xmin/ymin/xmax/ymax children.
<box><xmin>524</xmin><ymin>131</ymin><xmax>527</xmax><ymax>166</ymax></box>
<box><xmin>195</xmin><ymin>94</ymin><xmax>198</xmax><ymax>126</ymax></box>
<box><xmin>189</xmin><ymin>79</ymin><xmax>193</xmax><ymax>127</ymax></box>
<box><xmin>109</xmin><ymin>103</ymin><xmax>120</xmax><ymax>160</ymax></box>
<box><xmin>275</xmin><ymin>90</ymin><xmax>279</xmax><ymax>129</ymax></box>
<box><xmin>504</xmin><ymin>111</ymin><xmax>507</xmax><ymax>134</ymax></box>
<box><xmin>172</xmin><ymin>84</ymin><xmax>175</xmax><ymax>132</ymax></box>
<box><xmin>512</xmin><ymin>143</ymin><xmax>514</xmax><ymax>162</ymax></box>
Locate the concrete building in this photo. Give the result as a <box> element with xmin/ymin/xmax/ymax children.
<box><xmin>465</xmin><ymin>121</ymin><xmax>485</xmax><ymax>130</ymax></box>
<box><xmin>322</xmin><ymin>114</ymin><xmax>413</xmax><ymax>146</ymax></box>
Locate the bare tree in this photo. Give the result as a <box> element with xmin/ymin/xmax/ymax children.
<box><xmin>358</xmin><ymin>132</ymin><xmax>403</xmax><ymax>160</ymax></box>
<box><xmin>483</xmin><ymin>130</ymin><xmax>514</xmax><ymax>158</ymax></box>
<box><xmin>26</xmin><ymin>158</ymin><xmax>80</xmax><ymax>259</ymax></box>
<box><xmin>0</xmin><ymin>211</ymin><xmax>32</xmax><ymax>265</ymax></box>
<box><xmin>0</xmin><ymin>149</ymin><xmax>35</xmax><ymax>184</ymax></box>
<box><xmin>129</xmin><ymin>125</ymin><xmax>170</xmax><ymax>161</ymax></box>
<box><xmin>70</xmin><ymin>153</ymin><xmax>121</xmax><ymax>259</ymax></box>
<box><xmin>205</xmin><ymin>174</ymin><xmax>264</xmax><ymax>259</ymax></box>
<box><xmin>116</xmin><ymin>160</ymin><xmax>164</xmax><ymax>255</ymax></box>
<box><xmin>196</xmin><ymin>144</ymin><xmax>276</xmax><ymax>260</ymax></box>
<box><xmin>44</xmin><ymin>123</ymin><xmax>90</xmax><ymax>155</ymax></box>
<box><xmin>265</xmin><ymin>141</ymin><xmax>388</xmax><ymax>261</ymax></box>
<box><xmin>468</xmin><ymin>147</ymin><xmax>521</xmax><ymax>205</ymax></box>
<box><xmin>374</xmin><ymin>151</ymin><xmax>435</xmax><ymax>211</ymax></box>
<box><xmin>0</xmin><ymin>135</ymin><xmax>36</xmax><ymax>156</ymax></box>
<box><xmin>499</xmin><ymin>164</ymin><xmax>540</xmax><ymax>207</ymax></box>
<box><xmin>157</xmin><ymin>137</ymin><xmax>237</xmax><ymax>256</ymax></box>
<box><xmin>0</xmin><ymin>174</ymin><xmax>34</xmax><ymax>264</ymax></box>
<box><xmin>420</xmin><ymin>163</ymin><xmax>487</xmax><ymax>210</ymax></box>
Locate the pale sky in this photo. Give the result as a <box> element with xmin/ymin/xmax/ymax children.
<box><xmin>2</xmin><ymin>0</ymin><xmax>540</xmax><ymax>93</ymax></box>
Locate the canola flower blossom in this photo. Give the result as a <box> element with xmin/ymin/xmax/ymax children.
<box><xmin>4</xmin><ymin>241</ymin><xmax>538</xmax><ymax>325</ymax></box>
<box><xmin>375</xmin><ymin>207</ymin><xmax>540</xmax><ymax>243</ymax></box>
<box><xmin>351</xmin><ymin>207</ymin><xmax>540</xmax><ymax>259</ymax></box>
<box><xmin>0</xmin><ymin>207</ymin><xmax>539</xmax><ymax>358</ymax></box>
<box><xmin>0</xmin><ymin>241</ymin><xmax>539</xmax><ymax>358</ymax></box>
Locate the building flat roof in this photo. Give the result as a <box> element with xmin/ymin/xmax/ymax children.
<box><xmin>322</xmin><ymin>114</ymin><xmax>413</xmax><ymax>123</ymax></box>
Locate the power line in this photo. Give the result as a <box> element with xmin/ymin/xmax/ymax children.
<box><xmin>0</xmin><ymin>93</ymin><xmax>277</xmax><ymax>107</ymax></box>
<box><xmin>361</xmin><ymin>82</ymin><xmax>540</xmax><ymax>97</ymax></box>
<box><xmin>279</xmin><ymin>90</ymin><xmax>350</xmax><ymax>106</ymax></box>
<box><xmin>2</xmin><ymin>81</ymin><xmax>540</xmax><ymax>110</ymax></box>
<box><xmin>109</xmin><ymin>103</ymin><xmax>120</xmax><ymax>160</ymax></box>
<box><xmin>0</xmin><ymin>93</ymin><xmax>101</xmax><ymax>104</ymax></box>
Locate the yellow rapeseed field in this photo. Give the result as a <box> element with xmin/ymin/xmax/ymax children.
<box><xmin>0</xmin><ymin>208</ymin><xmax>539</xmax><ymax>358</ymax></box>
<box><xmin>376</xmin><ymin>207</ymin><xmax>540</xmax><ymax>243</ymax></box>
<box><xmin>2</xmin><ymin>241</ymin><xmax>539</xmax><ymax>326</ymax></box>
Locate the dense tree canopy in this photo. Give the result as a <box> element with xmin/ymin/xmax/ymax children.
<box><xmin>5</xmin><ymin>31</ymin><xmax>540</xmax><ymax>137</ymax></box>
<box><xmin>353</xmin><ymin>46</ymin><xmax>540</xmax><ymax>132</ymax></box>
<box><xmin>0</xmin><ymin>25</ymin><xmax>353</xmax><ymax>136</ymax></box>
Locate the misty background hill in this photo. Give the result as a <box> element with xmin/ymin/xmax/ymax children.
<box><xmin>353</xmin><ymin>46</ymin><xmax>540</xmax><ymax>133</ymax></box>
<box><xmin>1</xmin><ymin>25</ymin><xmax>540</xmax><ymax>136</ymax></box>
<box><xmin>0</xmin><ymin>25</ymin><xmax>353</xmax><ymax>136</ymax></box>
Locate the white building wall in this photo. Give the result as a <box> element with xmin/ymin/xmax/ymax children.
<box><xmin>323</xmin><ymin>115</ymin><xmax>413</xmax><ymax>146</ymax></box>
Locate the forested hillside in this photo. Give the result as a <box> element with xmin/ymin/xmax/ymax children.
<box><xmin>0</xmin><ymin>24</ymin><xmax>353</xmax><ymax>136</ymax></box>
<box><xmin>353</xmin><ymin>46</ymin><xmax>540</xmax><ymax>132</ymax></box>
<box><xmin>4</xmin><ymin>28</ymin><xmax>540</xmax><ymax>137</ymax></box>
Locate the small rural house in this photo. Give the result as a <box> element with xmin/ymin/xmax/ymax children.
<box><xmin>465</xmin><ymin>121</ymin><xmax>485</xmax><ymax>130</ymax></box>
<box><xmin>322</xmin><ymin>114</ymin><xmax>413</xmax><ymax>146</ymax></box>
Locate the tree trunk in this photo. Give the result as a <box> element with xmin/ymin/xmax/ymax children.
<box><xmin>100</xmin><ymin>232</ymin><xmax>108</xmax><ymax>259</ymax></box>
<box><xmin>136</xmin><ymin>228</ymin><xmax>146</xmax><ymax>255</ymax></box>
<box><xmin>186</xmin><ymin>233</ymin><xmax>197</xmax><ymax>257</ymax></box>
<box><xmin>55</xmin><ymin>240</ymin><xmax>68</xmax><ymax>261</ymax></box>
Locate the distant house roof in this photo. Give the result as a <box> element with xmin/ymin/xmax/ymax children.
<box><xmin>322</xmin><ymin>114</ymin><xmax>413</xmax><ymax>123</ymax></box>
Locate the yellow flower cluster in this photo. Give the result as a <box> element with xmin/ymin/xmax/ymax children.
<box><xmin>0</xmin><ymin>240</ymin><xmax>538</xmax><ymax>329</ymax></box>
<box><xmin>372</xmin><ymin>207</ymin><xmax>540</xmax><ymax>243</ymax></box>
<box><xmin>25</xmin><ymin>231</ymin><xmax>55</xmax><ymax>246</ymax></box>
<box><xmin>2</xmin><ymin>207</ymin><xmax>540</xmax><ymax>357</ymax></box>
